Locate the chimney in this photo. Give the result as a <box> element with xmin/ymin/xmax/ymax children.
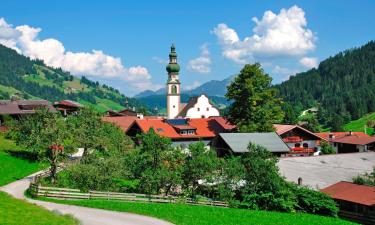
<box><xmin>298</xmin><ymin>177</ymin><xmax>303</xmax><ymax>186</ymax></box>
<box><xmin>328</xmin><ymin>132</ymin><xmax>334</xmax><ymax>141</ymax></box>
<box><xmin>348</xmin><ymin>131</ymin><xmax>353</xmax><ymax>136</ymax></box>
<box><xmin>10</xmin><ymin>95</ymin><xmax>17</xmax><ymax>102</ymax></box>
<box><xmin>137</xmin><ymin>113</ymin><xmax>144</xmax><ymax>119</ymax></box>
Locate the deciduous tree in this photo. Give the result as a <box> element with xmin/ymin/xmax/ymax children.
<box><xmin>226</xmin><ymin>63</ymin><xmax>284</xmax><ymax>132</ymax></box>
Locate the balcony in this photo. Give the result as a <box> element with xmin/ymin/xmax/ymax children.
<box><xmin>291</xmin><ymin>147</ymin><xmax>315</xmax><ymax>153</ymax></box>
<box><xmin>283</xmin><ymin>136</ymin><xmax>303</xmax><ymax>143</ymax></box>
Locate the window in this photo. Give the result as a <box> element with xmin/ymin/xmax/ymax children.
<box><xmin>206</xmin><ymin>107</ymin><xmax>209</xmax><ymax>111</ymax></box>
<box><xmin>295</xmin><ymin>143</ymin><xmax>301</xmax><ymax>147</ymax></box>
<box><xmin>188</xmin><ymin>130</ymin><xmax>195</xmax><ymax>135</ymax></box>
<box><xmin>201</xmin><ymin>115</ymin><xmax>205</xmax><ymax>118</ymax></box>
<box><xmin>197</xmin><ymin>107</ymin><xmax>200</xmax><ymax>111</ymax></box>
<box><xmin>173</xmin><ymin>105</ymin><xmax>175</xmax><ymax>108</ymax></box>
<box><xmin>171</xmin><ymin>85</ymin><xmax>177</xmax><ymax>94</ymax></box>
<box><xmin>303</xmin><ymin>143</ymin><xmax>308</xmax><ymax>148</ymax></box>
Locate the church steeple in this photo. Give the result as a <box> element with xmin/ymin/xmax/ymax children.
<box><xmin>166</xmin><ymin>44</ymin><xmax>181</xmax><ymax>119</ymax></box>
<box><xmin>166</xmin><ymin>44</ymin><xmax>180</xmax><ymax>74</ymax></box>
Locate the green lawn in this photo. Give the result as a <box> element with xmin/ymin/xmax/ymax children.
<box><xmin>40</xmin><ymin>199</ymin><xmax>355</xmax><ymax>225</ymax></box>
<box><xmin>344</xmin><ymin>112</ymin><xmax>375</xmax><ymax>135</ymax></box>
<box><xmin>0</xmin><ymin>191</ymin><xmax>78</xmax><ymax>225</ymax></box>
<box><xmin>0</xmin><ymin>134</ymin><xmax>46</xmax><ymax>186</ymax></box>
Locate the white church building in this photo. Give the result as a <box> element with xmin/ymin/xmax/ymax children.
<box><xmin>165</xmin><ymin>44</ymin><xmax>220</xmax><ymax>119</ymax></box>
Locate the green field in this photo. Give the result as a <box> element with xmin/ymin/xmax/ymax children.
<box><xmin>0</xmin><ymin>134</ymin><xmax>46</xmax><ymax>186</ymax></box>
<box><xmin>344</xmin><ymin>112</ymin><xmax>375</xmax><ymax>135</ymax></box>
<box><xmin>40</xmin><ymin>199</ymin><xmax>355</xmax><ymax>225</ymax></box>
<box><xmin>0</xmin><ymin>192</ymin><xmax>78</xmax><ymax>225</ymax></box>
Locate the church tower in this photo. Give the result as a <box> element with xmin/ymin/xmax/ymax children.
<box><xmin>166</xmin><ymin>44</ymin><xmax>181</xmax><ymax>119</ymax></box>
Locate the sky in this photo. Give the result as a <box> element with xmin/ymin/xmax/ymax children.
<box><xmin>1</xmin><ymin>0</ymin><xmax>375</xmax><ymax>96</ymax></box>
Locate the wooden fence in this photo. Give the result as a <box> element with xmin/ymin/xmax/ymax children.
<box><xmin>29</xmin><ymin>184</ymin><xmax>228</xmax><ymax>207</ymax></box>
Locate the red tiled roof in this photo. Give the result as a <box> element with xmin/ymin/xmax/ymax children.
<box><xmin>333</xmin><ymin>135</ymin><xmax>375</xmax><ymax>145</ymax></box>
<box><xmin>316</xmin><ymin>132</ymin><xmax>375</xmax><ymax>145</ymax></box>
<box><xmin>134</xmin><ymin>117</ymin><xmax>232</xmax><ymax>139</ymax></box>
<box><xmin>273</xmin><ymin>124</ymin><xmax>324</xmax><ymax>140</ymax></box>
<box><xmin>210</xmin><ymin>116</ymin><xmax>237</xmax><ymax>130</ymax></box>
<box><xmin>55</xmin><ymin>100</ymin><xmax>82</xmax><ymax>108</ymax></box>
<box><xmin>102</xmin><ymin>116</ymin><xmax>137</xmax><ymax>132</ymax></box>
<box><xmin>321</xmin><ymin>181</ymin><xmax>375</xmax><ymax>206</ymax></box>
<box><xmin>316</xmin><ymin>132</ymin><xmax>370</xmax><ymax>140</ymax></box>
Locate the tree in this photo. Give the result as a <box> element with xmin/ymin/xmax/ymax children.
<box><xmin>67</xmin><ymin>108</ymin><xmax>103</xmax><ymax>157</ymax></box>
<box><xmin>282</xmin><ymin>102</ymin><xmax>298</xmax><ymax>124</ymax></box>
<box><xmin>11</xmin><ymin>109</ymin><xmax>74</xmax><ymax>183</ymax></box>
<box><xmin>300</xmin><ymin>115</ymin><xmax>322</xmax><ymax>133</ymax></box>
<box><xmin>226</xmin><ymin>63</ymin><xmax>284</xmax><ymax>132</ymax></box>
<box><xmin>133</xmin><ymin>128</ymin><xmax>177</xmax><ymax>194</ymax></box>
<box><xmin>218</xmin><ymin>156</ymin><xmax>246</xmax><ymax>202</ymax></box>
<box><xmin>182</xmin><ymin>142</ymin><xmax>220</xmax><ymax>197</ymax></box>
<box><xmin>239</xmin><ymin>143</ymin><xmax>295</xmax><ymax>212</ymax></box>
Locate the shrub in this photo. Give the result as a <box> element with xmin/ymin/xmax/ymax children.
<box><xmin>293</xmin><ymin>185</ymin><xmax>338</xmax><ymax>217</ymax></box>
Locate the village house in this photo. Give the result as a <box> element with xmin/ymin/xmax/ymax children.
<box><xmin>0</xmin><ymin>98</ymin><xmax>55</xmax><ymax>129</ymax></box>
<box><xmin>53</xmin><ymin>100</ymin><xmax>82</xmax><ymax>116</ymax></box>
<box><xmin>321</xmin><ymin>181</ymin><xmax>375</xmax><ymax>225</ymax></box>
<box><xmin>274</xmin><ymin>124</ymin><xmax>324</xmax><ymax>156</ymax></box>
<box><xmin>214</xmin><ymin>132</ymin><xmax>290</xmax><ymax>157</ymax></box>
<box><xmin>316</xmin><ymin>131</ymin><xmax>375</xmax><ymax>153</ymax></box>
<box><xmin>124</xmin><ymin>117</ymin><xmax>235</xmax><ymax>149</ymax></box>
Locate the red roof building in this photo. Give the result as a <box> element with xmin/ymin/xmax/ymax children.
<box><xmin>316</xmin><ymin>132</ymin><xmax>375</xmax><ymax>153</ymax></box>
<box><xmin>120</xmin><ymin>117</ymin><xmax>235</xmax><ymax>149</ymax></box>
<box><xmin>321</xmin><ymin>182</ymin><xmax>375</xmax><ymax>224</ymax></box>
<box><xmin>274</xmin><ymin>124</ymin><xmax>324</xmax><ymax>156</ymax></box>
<box><xmin>53</xmin><ymin>100</ymin><xmax>82</xmax><ymax>116</ymax></box>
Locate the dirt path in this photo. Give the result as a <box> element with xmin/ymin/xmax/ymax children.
<box><xmin>0</xmin><ymin>171</ymin><xmax>173</xmax><ymax>225</ymax></box>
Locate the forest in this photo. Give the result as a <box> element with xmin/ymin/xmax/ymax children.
<box><xmin>276</xmin><ymin>41</ymin><xmax>375</xmax><ymax>130</ymax></box>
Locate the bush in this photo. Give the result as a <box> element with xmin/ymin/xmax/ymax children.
<box><xmin>293</xmin><ymin>185</ymin><xmax>338</xmax><ymax>217</ymax></box>
<box><xmin>320</xmin><ymin>141</ymin><xmax>335</xmax><ymax>155</ymax></box>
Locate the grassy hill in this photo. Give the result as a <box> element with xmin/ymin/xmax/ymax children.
<box><xmin>344</xmin><ymin>112</ymin><xmax>375</xmax><ymax>135</ymax></box>
<box><xmin>0</xmin><ymin>44</ymin><xmax>143</xmax><ymax>113</ymax></box>
<box><xmin>41</xmin><ymin>199</ymin><xmax>355</xmax><ymax>225</ymax></box>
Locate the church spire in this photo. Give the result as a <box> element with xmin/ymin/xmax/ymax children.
<box><xmin>166</xmin><ymin>44</ymin><xmax>181</xmax><ymax>119</ymax></box>
<box><xmin>166</xmin><ymin>44</ymin><xmax>180</xmax><ymax>74</ymax></box>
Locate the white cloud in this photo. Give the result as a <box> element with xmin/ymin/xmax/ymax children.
<box><xmin>212</xmin><ymin>5</ymin><xmax>316</xmax><ymax>64</ymax></box>
<box><xmin>299</xmin><ymin>57</ymin><xmax>318</xmax><ymax>68</ymax></box>
<box><xmin>184</xmin><ymin>81</ymin><xmax>201</xmax><ymax>91</ymax></box>
<box><xmin>187</xmin><ymin>44</ymin><xmax>211</xmax><ymax>73</ymax></box>
<box><xmin>0</xmin><ymin>18</ymin><xmax>158</xmax><ymax>93</ymax></box>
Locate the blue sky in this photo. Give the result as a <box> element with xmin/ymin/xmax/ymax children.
<box><xmin>1</xmin><ymin>0</ymin><xmax>375</xmax><ymax>96</ymax></box>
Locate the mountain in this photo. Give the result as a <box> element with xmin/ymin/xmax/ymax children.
<box><xmin>0</xmin><ymin>44</ymin><xmax>143</xmax><ymax>113</ymax></box>
<box><xmin>135</xmin><ymin>76</ymin><xmax>233</xmax><ymax>113</ymax></box>
<box><xmin>276</xmin><ymin>40</ymin><xmax>375</xmax><ymax>130</ymax></box>
<box><xmin>135</xmin><ymin>76</ymin><xmax>234</xmax><ymax>98</ymax></box>
<box><xmin>135</xmin><ymin>88</ymin><xmax>166</xmax><ymax>98</ymax></box>
<box><xmin>185</xmin><ymin>76</ymin><xmax>234</xmax><ymax>96</ymax></box>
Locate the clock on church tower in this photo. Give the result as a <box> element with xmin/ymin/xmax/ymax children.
<box><xmin>166</xmin><ymin>44</ymin><xmax>181</xmax><ymax>119</ymax></box>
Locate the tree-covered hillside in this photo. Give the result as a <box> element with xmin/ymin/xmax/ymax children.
<box><xmin>276</xmin><ymin>41</ymin><xmax>375</xmax><ymax>130</ymax></box>
<box><xmin>0</xmin><ymin>44</ymin><xmax>142</xmax><ymax>112</ymax></box>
